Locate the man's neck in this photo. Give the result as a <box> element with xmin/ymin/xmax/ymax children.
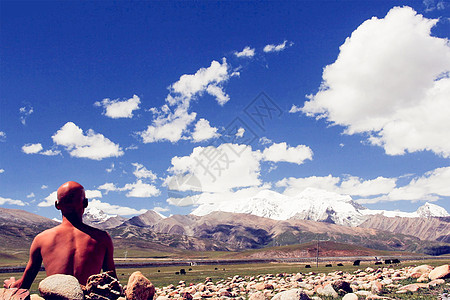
<box><xmin>61</xmin><ymin>214</ymin><xmax>84</xmax><ymax>227</ymax></box>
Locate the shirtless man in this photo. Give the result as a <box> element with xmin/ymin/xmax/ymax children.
<box><xmin>4</xmin><ymin>181</ymin><xmax>116</xmax><ymax>290</ymax></box>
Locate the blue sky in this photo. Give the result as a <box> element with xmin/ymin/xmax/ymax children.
<box><xmin>1</xmin><ymin>0</ymin><xmax>449</xmax><ymax>220</ymax></box>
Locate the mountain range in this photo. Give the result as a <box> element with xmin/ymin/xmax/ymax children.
<box><xmin>1</xmin><ymin>188</ymin><xmax>448</xmax><ymax>255</ymax></box>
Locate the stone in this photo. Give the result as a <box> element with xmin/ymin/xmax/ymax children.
<box><xmin>38</xmin><ymin>274</ymin><xmax>84</xmax><ymax>300</ymax></box>
<box><xmin>249</xmin><ymin>291</ymin><xmax>268</xmax><ymax>300</ymax></box>
<box><xmin>316</xmin><ymin>284</ymin><xmax>338</xmax><ymax>298</ymax></box>
<box><xmin>331</xmin><ymin>281</ymin><xmax>352</xmax><ymax>296</ymax></box>
<box><xmin>125</xmin><ymin>271</ymin><xmax>156</xmax><ymax>300</ymax></box>
<box><xmin>371</xmin><ymin>281</ymin><xmax>384</xmax><ymax>294</ymax></box>
<box><xmin>271</xmin><ymin>289</ymin><xmax>311</xmax><ymax>300</ymax></box>
<box><xmin>410</xmin><ymin>265</ymin><xmax>433</xmax><ymax>274</ymax></box>
<box><xmin>428</xmin><ymin>279</ymin><xmax>445</xmax><ymax>286</ymax></box>
<box><xmin>342</xmin><ymin>293</ymin><xmax>358</xmax><ymax>300</ymax></box>
<box><xmin>1</xmin><ymin>288</ymin><xmax>31</xmax><ymax>300</ymax></box>
<box><xmin>398</xmin><ymin>284</ymin><xmax>419</xmax><ymax>292</ymax></box>
<box><xmin>84</xmin><ymin>271</ymin><xmax>123</xmax><ymax>300</ymax></box>
<box><xmin>429</xmin><ymin>264</ymin><xmax>450</xmax><ymax>280</ymax></box>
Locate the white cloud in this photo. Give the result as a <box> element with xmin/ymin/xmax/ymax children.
<box><xmin>106</xmin><ymin>163</ymin><xmax>115</xmax><ymax>173</ymax></box>
<box><xmin>27</xmin><ymin>193</ymin><xmax>35</xmax><ymax>198</ymax></box>
<box><xmin>41</xmin><ymin>185</ymin><xmax>48</xmax><ymax>189</ymax></box>
<box><xmin>98</xmin><ymin>180</ymin><xmax>160</xmax><ymax>198</ymax></box>
<box><xmin>259</xmin><ymin>137</ymin><xmax>272</xmax><ymax>145</ymax></box>
<box><xmin>52</xmin><ymin>122</ymin><xmax>123</xmax><ymax>160</ymax></box>
<box><xmin>263</xmin><ymin>40</ymin><xmax>292</xmax><ymax>53</ymax></box>
<box><xmin>0</xmin><ymin>131</ymin><xmax>5</xmax><ymax>141</ymax></box>
<box><xmin>38</xmin><ymin>191</ymin><xmax>57</xmax><ymax>207</ymax></box>
<box><xmin>236</xmin><ymin>128</ymin><xmax>245</xmax><ymax>138</ymax></box>
<box><xmin>98</xmin><ymin>183</ymin><xmax>118</xmax><ymax>194</ymax></box>
<box><xmin>0</xmin><ymin>196</ymin><xmax>26</xmax><ymax>206</ymax></box>
<box><xmin>299</xmin><ymin>7</ymin><xmax>450</xmax><ymax>157</ymax></box>
<box><xmin>0</xmin><ymin>169</ymin><xmax>4</xmax><ymax>174</ymax></box>
<box><xmin>19</xmin><ymin>104</ymin><xmax>33</xmax><ymax>125</ymax></box>
<box><xmin>192</xmin><ymin>118</ymin><xmax>220</xmax><ymax>142</ymax></box>
<box><xmin>138</xmin><ymin>58</ymin><xmax>234</xmax><ymax>143</ymax></box>
<box><xmin>132</xmin><ymin>163</ymin><xmax>157</xmax><ymax>181</ymax></box>
<box><xmin>95</xmin><ymin>94</ymin><xmax>141</xmax><ymax>119</ymax></box>
<box><xmin>22</xmin><ymin>143</ymin><xmax>43</xmax><ymax>154</ymax></box>
<box><xmin>153</xmin><ymin>206</ymin><xmax>169</xmax><ymax>213</ymax></box>
<box><xmin>167</xmin><ymin>143</ymin><xmax>262</xmax><ymax>193</ymax></box>
<box><xmin>359</xmin><ymin>166</ymin><xmax>450</xmax><ymax>204</ymax></box>
<box><xmin>234</xmin><ymin>46</ymin><xmax>255</xmax><ymax>58</ymax></box>
<box><xmin>121</xmin><ymin>180</ymin><xmax>160</xmax><ymax>198</ymax></box>
<box><xmin>289</xmin><ymin>105</ymin><xmax>302</xmax><ymax>113</ymax></box>
<box><xmin>87</xmin><ymin>199</ymin><xmax>147</xmax><ymax>216</ymax></box>
<box><xmin>21</xmin><ymin>143</ymin><xmax>60</xmax><ymax>156</ymax></box>
<box><xmin>277</xmin><ymin>174</ymin><xmax>397</xmax><ymax>198</ymax></box>
<box><xmin>85</xmin><ymin>189</ymin><xmax>102</xmax><ymax>199</ymax></box>
<box><xmin>262</xmin><ymin>142</ymin><xmax>313</xmax><ymax>165</ymax></box>
<box><xmin>424</xmin><ymin>0</ymin><xmax>446</xmax><ymax>11</ymax></box>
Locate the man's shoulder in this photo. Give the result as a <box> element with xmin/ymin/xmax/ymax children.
<box><xmin>82</xmin><ymin>224</ymin><xmax>112</xmax><ymax>240</ymax></box>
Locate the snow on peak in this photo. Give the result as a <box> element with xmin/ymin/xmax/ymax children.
<box><xmin>416</xmin><ymin>202</ymin><xmax>449</xmax><ymax>218</ymax></box>
<box><xmin>191</xmin><ymin>188</ymin><xmax>364</xmax><ymax>226</ymax></box>
<box><xmin>83</xmin><ymin>207</ymin><xmax>116</xmax><ymax>223</ymax></box>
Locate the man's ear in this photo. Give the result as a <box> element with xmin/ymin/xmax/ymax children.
<box><xmin>83</xmin><ymin>198</ymin><xmax>88</xmax><ymax>208</ymax></box>
<box><xmin>55</xmin><ymin>201</ymin><xmax>61</xmax><ymax>210</ymax></box>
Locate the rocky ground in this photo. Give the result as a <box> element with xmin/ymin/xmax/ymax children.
<box><xmin>2</xmin><ymin>264</ymin><xmax>449</xmax><ymax>299</ymax></box>
<box><xmin>152</xmin><ymin>264</ymin><xmax>450</xmax><ymax>300</ymax></box>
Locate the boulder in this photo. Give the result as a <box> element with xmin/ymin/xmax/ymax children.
<box><xmin>428</xmin><ymin>279</ymin><xmax>445</xmax><ymax>286</ymax></box>
<box><xmin>125</xmin><ymin>271</ymin><xmax>156</xmax><ymax>300</ymax></box>
<box><xmin>411</xmin><ymin>265</ymin><xmax>433</xmax><ymax>274</ymax></box>
<box><xmin>342</xmin><ymin>293</ymin><xmax>358</xmax><ymax>300</ymax></box>
<box><xmin>371</xmin><ymin>281</ymin><xmax>384</xmax><ymax>295</ymax></box>
<box><xmin>84</xmin><ymin>271</ymin><xmax>123</xmax><ymax>300</ymax></box>
<box><xmin>316</xmin><ymin>284</ymin><xmax>338</xmax><ymax>298</ymax></box>
<box><xmin>249</xmin><ymin>291</ymin><xmax>268</xmax><ymax>300</ymax></box>
<box><xmin>38</xmin><ymin>274</ymin><xmax>84</xmax><ymax>300</ymax></box>
<box><xmin>398</xmin><ymin>284</ymin><xmax>419</xmax><ymax>292</ymax></box>
<box><xmin>1</xmin><ymin>288</ymin><xmax>30</xmax><ymax>300</ymax></box>
<box><xmin>428</xmin><ymin>264</ymin><xmax>450</xmax><ymax>280</ymax></box>
<box><xmin>271</xmin><ymin>289</ymin><xmax>311</xmax><ymax>300</ymax></box>
<box><xmin>331</xmin><ymin>281</ymin><xmax>352</xmax><ymax>296</ymax></box>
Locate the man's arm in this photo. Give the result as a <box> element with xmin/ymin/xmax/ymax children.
<box><xmin>102</xmin><ymin>233</ymin><xmax>116</xmax><ymax>278</ymax></box>
<box><xmin>4</xmin><ymin>237</ymin><xmax>43</xmax><ymax>289</ymax></box>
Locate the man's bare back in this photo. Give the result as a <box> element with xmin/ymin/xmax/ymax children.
<box><xmin>4</xmin><ymin>181</ymin><xmax>116</xmax><ymax>290</ymax></box>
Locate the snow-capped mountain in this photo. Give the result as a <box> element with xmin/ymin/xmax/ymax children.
<box><xmin>191</xmin><ymin>188</ymin><xmax>449</xmax><ymax>227</ymax></box>
<box><xmin>83</xmin><ymin>206</ymin><xmax>114</xmax><ymax>223</ymax></box>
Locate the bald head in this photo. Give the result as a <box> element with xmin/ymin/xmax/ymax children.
<box><xmin>56</xmin><ymin>181</ymin><xmax>86</xmax><ymax>207</ymax></box>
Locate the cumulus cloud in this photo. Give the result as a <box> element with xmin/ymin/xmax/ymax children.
<box><xmin>19</xmin><ymin>104</ymin><xmax>33</xmax><ymax>125</ymax></box>
<box><xmin>38</xmin><ymin>191</ymin><xmax>57</xmax><ymax>207</ymax></box>
<box><xmin>41</xmin><ymin>185</ymin><xmax>48</xmax><ymax>189</ymax></box>
<box><xmin>0</xmin><ymin>169</ymin><xmax>4</xmax><ymax>174</ymax></box>
<box><xmin>95</xmin><ymin>94</ymin><xmax>141</xmax><ymax>119</ymax></box>
<box><xmin>0</xmin><ymin>131</ymin><xmax>5</xmax><ymax>142</ymax></box>
<box><xmin>299</xmin><ymin>7</ymin><xmax>450</xmax><ymax>157</ymax></box>
<box><xmin>138</xmin><ymin>58</ymin><xmax>235</xmax><ymax>143</ymax></box>
<box><xmin>85</xmin><ymin>189</ymin><xmax>102</xmax><ymax>199</ymax></box>
<box><xmin>259</xmin><ymin>137</ymin><xmax>272</xmax><ymax>145</ymax></box>
<box><xmin>191</xmin><ymin>118</ymin><xmax>220</xmax><ymax>142</ymax></box>
<box><xmin>88</xmin><ymin>199</ymin><xmax>147</xmax><ymax>216</ymax></box>
<box><xmin>359</xmin><ymin>166</ymin><xmax>450</xmax><ymax>204</ymax></box>
<box><xmin>98</xmin><ymin>180</ymin><xmax>160</xmax><ymax>198</ymax></box>
<box><xmin>423</xmin><ymin>0</ymin><xmax>446</xmax><ymax>11</ymax></box>
<box><xmin>27</xmin><ymin>193</ymin><xmax>35</xmax><ymax>198</ymax></box>
<box><xmin>0</xmin><ymin>196</ymin><xmax>26</xmax><ymax>206</ymax></box>
<box><xmin>21</xmin><ymin>143</ymin><xmax>60</xmax><ymax>156</ymax></box>
<box><xmin>277</xmin><ymin>174</ymin><xmax>397</xmax><ymax>198</ymax></box>
<box><xmin>167</xmin><ymin>143</ymin><xmax>262</xmax><ymax>194</ymax></box>
<box><xmin>132</xmin><ymin>163</ymin><xmax>157</xmax><ymax>181</ymax></box>
<box><xmin>262</xmin><ymin>142</ymin><xmax>313</xmax><ymax>165</ymax></box>
<box><xmin>22</xmin><ymin>143</ymin><xmax>43</xmax><ymax>154</ymax></box>
<box><xmin>234</xmin><ymin>46</ymin><xmax>255</xmax><ymax>58</ymax></box>
<box><xmin>52</xmin><ymin>122</ymin><xmax>123</xmax><ymax>160</ymax></box>
<box><xmin>263</xmin><ymin>40</ymin><xmax>292</xmax><ymax>53</ymax></box>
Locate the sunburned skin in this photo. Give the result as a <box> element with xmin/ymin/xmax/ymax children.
<box><xmin>3</xmin><ymin>181</ymin><xmax>116</xmax><ymax>289</ymax></box>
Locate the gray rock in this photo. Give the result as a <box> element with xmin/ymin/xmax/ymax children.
<box><xmin>271</xmin><ymin>289</ymin><xmax>311</xmax><ymax>300</ymax></box>
<box><xmin>38</xmin><ymin>274</ymin><xmax>84</xmax><ymax>300</ymax></box>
